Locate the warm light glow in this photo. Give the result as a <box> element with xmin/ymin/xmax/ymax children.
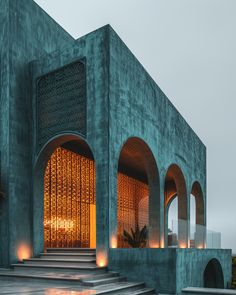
<box><xmin>17</xmin><ymin>243</ymin><xmax>31</xmax><ymax>261</ymax></box>
<box><xmin>160</xmin><ymin>239</ymin><xmax>165</xmax><ymax>248</ymax></box>
<box><xmin>197</xmin><ymin>245</ymin><xmax>204</xmax><ymax>249</ymax></box>
<box><xmin>110</xmin><ymin>235</ymin><xmax>117</xmax><ymax>248</ymax></box>
<box><xmin>45</xmin><ymin>289</ymin><xmax>96</xmax><ymax>295</ymax></box>
<box><xmin>97</xmin><ymin>252</ymin><xmax>108</xmax><ymax>267</ymax></box>
<box><xmin>44</xmin><ymin>218</ymin><xmax>74</xmax><ymax>230</ymax></box>
<box><xmin>44</xmin><ymin>147</ymin><xmax>96</xmax><ymax>248</ymax></box>
<box><xmin>149</xmin><ymin>238</ymin><xmax>160</xmax><ymax>248</ymax></box>
<box><xmin>179</xmin><ymin>243</ymin><xmax>187</xmax><ymax>249</ymax></box>
<box><xmin>150</xmin><ymin>243</ymin><xmax>159</xmax><ymax>248</ymax></box>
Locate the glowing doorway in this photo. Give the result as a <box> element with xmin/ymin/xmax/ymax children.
<box><xmin>44</xmin><ymin>145</ymin><xmax>96</xmax><ymax>248</ymax></box>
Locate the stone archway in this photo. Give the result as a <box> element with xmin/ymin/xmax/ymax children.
<box><xmin>164</xmin><ymin>164</ymin><xmax>188</xmax><ymax>248</ymax></box>
<box><xmin>166</xmin><ymin>194</ymin><xmax>178</xmax><ymax>247</ymax></box>
<box><xmin>191</xmin><ymin>181</ymin><xmax>206</xmax><ymax>248</ymax></box>
<box><xmin>116</xmin><ymin>137</ymin><xmax>160</xmax><ymax>248</ymax></box>
<box><xmin>33</xmin><ymin>134</ymin><xmax>96</xmax><ymax>255</ymax></box>
<box><xmin>204</xmin><ymin>259</ymin><xmax>224</xmax><ymax>288</ymax></box>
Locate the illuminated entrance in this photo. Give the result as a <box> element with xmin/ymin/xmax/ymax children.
<box><xmin>117</xmin><ymin>137</ymin><xmax>160</xmax><ymax>248</ymax></box>
<box><xmin>44</xmin><ymin>142</ymin><xmax>96</xmax><ymax>249</ymax></box>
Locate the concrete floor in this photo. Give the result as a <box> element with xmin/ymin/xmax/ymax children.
<box><xmin>0</xmin><ymin>277</ymin><xmax>146</xmax><ymax>295</ymax></box>
<box><xmin>0</xmin><ymin>278</ymin><xmax>97</xmax><ymax>294</ymax></box>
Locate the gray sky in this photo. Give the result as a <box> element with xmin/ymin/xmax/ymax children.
<box><xmin>34</xmin><ymin>0</ymin><xmax>236</xmax><ymax>252</ymax></box>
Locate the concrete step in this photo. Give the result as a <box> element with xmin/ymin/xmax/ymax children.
<box><xmin>40</xmin><ymin>252</ymin><xmax>96</xmax><ymax>259</ymax></box>
<box><xmin>82</xmin><ymin>275</ymin><xmax>126</xmax><ymax>286</ymax></box>
<box><xmin>0</xmin><ymin>269</ymin><xmax>119</xmax><ymax>285</ymax></box>
<box><xmin>46</xmin><ymin>247</ymin><xmax>96</xmax><ymax>253</ymax></box>
<box><xmin>94</xmin><ymin>282</ymin><xmax>147</xmax><ymax>294</ymax></box>
<box><xmin>0</xmin><ymin>272</ymin><xmax>154</xmax><ymax>294</ymax></box>
<box><xmin>1</xmin><ymin>249</ymin><xmax>157</xmax><ymax>294</ymax></box>
<box><xmin>12</xmin><ymin>263</ymin><xmax>107</xmax><ymax>274</ymax></box>
<box><xmin>182</xmin><ymin>287</ymin><xmax>236</xmax><ymax>294</ymax></box>
<box><xmin>23</xmin><ymin>257</ymin><xmax>96</xmax><ymax>266</ymax></box>
<box><xmin>114</xmin><ymin>288</ymin><xmax>156</xmax><ymax>294</ymax></box>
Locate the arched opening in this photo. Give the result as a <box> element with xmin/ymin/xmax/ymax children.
<box><xmin>191</xmin><ymin>181</ymin><xmax>206</xmax><ymax>248</ymax></box>
<box><xmin>164</xmin><ymin>164</ymin><xmax>187</xmax><ymax>248</ymax></box>
<box><xmin>204</xmin><ymin>259</ymin><xmax>224</xmax><ymax>288</ymax></box>
<box><xmin>167</xmin><ymin>195</ymin><xmax>178</xmax><ymax>247</ymax></box>
<box><xmin>189</xmin><ymin>194</ymin><xmax>196</xmax><ymax>247</ymax></box>
<box><xmin>117</xmin><ymin>137</ymin><xmax>160</xmax><ymax>248</ymax></box>
<box><xmin>33</xmin><ymin>134</ymin><xmax>96</xmax><ymax>253</ymax></box>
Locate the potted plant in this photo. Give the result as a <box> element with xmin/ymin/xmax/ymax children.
<box><xmin>123</xmin><ymin>225</ymin><xmax>148</xmax><ymax>248</ymax></box>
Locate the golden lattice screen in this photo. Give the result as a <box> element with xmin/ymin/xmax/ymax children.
<box><xmin>117</xmin><ymin>173</ymin><xmax>149</xmax><ymax>248</ymax></box>
<box><xmin>44</xmin><ymin>147</ymin><xmax>96</xmax><ymax>249</ymax></box>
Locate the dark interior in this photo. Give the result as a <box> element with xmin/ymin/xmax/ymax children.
<box><xmin>204</xmin><ymin>259</ymin><xmax>224</xmax><ymax>289</ymax></box>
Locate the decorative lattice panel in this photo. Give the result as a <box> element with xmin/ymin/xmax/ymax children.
<box><xmin>44</xmin><ymin>147</ymin><xmax>96</xmax><ymax>249</ymax></box>
<box><xmin>117</xmin><ymin>173</ymin><xmax>149</xmax><ymax>248</ymax></box>
<box><xmin>36</xmin><ymin>61</ymin><xmax>86</xmax><ymax>151</ymax></box>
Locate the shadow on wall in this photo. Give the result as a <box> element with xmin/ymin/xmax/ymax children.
<box><xmin>204</xmin><ymin>258</ymin><xmax>224</xmax><ymax>288</ymax></box>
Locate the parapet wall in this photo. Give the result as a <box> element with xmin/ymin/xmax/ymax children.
<box><xmin>108</xmin><ymin>248</ymin><xmax>232</xmax><ymax>294</ymax></box>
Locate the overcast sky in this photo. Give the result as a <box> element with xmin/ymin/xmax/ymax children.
<box><xmin>34</xmin><ymin>0</ymin><xmax>236</xmax><ymax>252</ymax></box>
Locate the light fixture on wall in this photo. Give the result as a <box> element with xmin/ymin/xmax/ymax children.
<box><xmin>149</xmin><ymin>239</ymin><xmax>160</xmax><ymax>248</ymax></box>
<box><xmin>110</xmin><ymin>235</ymin><xmax>117</xmax><ymax>249</ymax></box>
<box><xmin>44</xmin><ymin>218</ymin><xmax>74</xmax><ymax>230</ymax></box>
<box><xmin>160</xmin><ymin>238</ymin><xmax>165</xmax><ymax>248</ymax></box>
<box><xmin>97</xmin><ymin>251</ymin><xmax>108</xmax><ymax>267</ymax></box>
<box><xmin>197</xmin><ymin>245</ymin><xmax>204</xmax><ymax>249</ymax></box>
<box><xmin>150</xmin><ymin>243</ymin><xmax>159</xmax><ymax>248</ymax></box>
<box><xmin>179</xmin><ymin>243</ymin><xmax>187</xmax><ymax>249</ymax></box>
<box><xmin>17</xmin><ymin>243</ymin><xmax>31</xmax><ymax>261</ymax></box>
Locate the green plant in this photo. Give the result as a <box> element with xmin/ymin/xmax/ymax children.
<box><xmin>123</xmin><ymin>225</ymin><xmax>148</xmax><ymax>248</ymax></box>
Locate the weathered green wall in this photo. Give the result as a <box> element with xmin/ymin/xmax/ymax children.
<box><xmin>0</xmin><ymin>0</ymin><xmax>74</xmax><ymax>266</ymax></box>
<box><xmin>0</xmin><ymin>0</ymin><xmax>10</xmax><ymax>267</ymax></box>
<box><xmin>0</xmin><ymin>2</ymin><xmax>230</xmax><ymax>294</ymax></box>
<box><xmin>109</xmin><ymin>248</ymin><xmax>177</xmax><ymax>293</ymax></box>
<box><xmin>31</xmin><ymin>25</ymin><xmax>110</xmax><ymax>261</ymax></box>
<box><xmin>176</xmin><ymin>249</ymin><xmax>232</xmax><ymax>294</ymax></box>
<box><xmin>108</xmin><ymin>26</ymin><xmax>206</xmax><ymax>246</ymax></box>
<box><xmin>109</xmin><ymin>248</ymin><xmax>232</xmax><ymax>294</ymax></box>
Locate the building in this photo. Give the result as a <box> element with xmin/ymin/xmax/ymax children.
<box><xmin>0</xmin><ymin>0</ymin><xmax>232</xmax><ymax>294</ymax></box>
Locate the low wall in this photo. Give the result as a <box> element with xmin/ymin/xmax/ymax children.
<box><xmin>176</xmin><ymin>249</ymin><xmax>232</xmax><ymax>294</ymax></box>
<box><xmin>182</xmin><ymin>287</ymin><xmax>236</xmax><ymax>295</ymax></box>
<box><xmin>108</xmin><ymin>248</ymin><xmax>232</xmax><ymax>294</ymax></box>
<box><xmin>108</xmin><ymin>248</ymin><xmax>176</xmax><ymax>294</ymax></box>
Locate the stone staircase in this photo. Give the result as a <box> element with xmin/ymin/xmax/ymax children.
<box><xmin>0</xmin><ymin>248</ymin><xmax>156</xmax><ymax>294</ymax></box>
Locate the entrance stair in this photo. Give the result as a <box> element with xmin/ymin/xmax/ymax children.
<box><xmin>0</xmin><ymin>248</ymin><xmax>157</xmax><ymax>294</ymax></box>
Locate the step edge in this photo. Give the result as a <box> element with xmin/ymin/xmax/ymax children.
<box><xmin>94</xmin><ymin>282</ymin><xmax>146</xmax><ymax>295</ymax></box>
<box><xmin>12</xmin><ymin>263</ymin><xmax>105</xmax><ymax>270</ymax></box>
<box><xmin>24</xmin><ymin>258</ymin><xmax>96</xmax><ymax>262</ymax></box>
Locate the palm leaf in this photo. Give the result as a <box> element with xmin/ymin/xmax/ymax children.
<box><xmin>123</xmin><ymin>225</ymin><xmax>148</xmax><ymax>248</ymax></box>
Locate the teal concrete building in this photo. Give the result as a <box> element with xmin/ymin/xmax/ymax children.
<box><xmin>0</xmin><ymin>0</ymin><xmax>232</xmax><ymax>294</ymax></box>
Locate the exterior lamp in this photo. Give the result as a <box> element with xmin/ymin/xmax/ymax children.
<box><xmin>17</xmin><ymin>243</ymin><xmax>31</xmax><ymax>261</ymax></box>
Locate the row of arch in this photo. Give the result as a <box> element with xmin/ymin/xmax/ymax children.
<box><xmin>117</xmin><ymin>137</ymin><xmax>205</xmax><ymax>249</ymax></box>
<box><xmin>35</xmin><ymin>133</ymin><xmax>206</xmax><ymax>250</ymax></box>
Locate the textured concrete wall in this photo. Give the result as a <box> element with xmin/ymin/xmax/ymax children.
<box><xmin>176</xmin><ymin>249</ymin><xmax>232</xmax><ymax>294</ymax></box>
<box><xmin>0</xmin><ymin>0</ymin><xmax>74</xmax><ymax>266</ymax></box>
<box><xmin>109</xmin><ymin>248</ymin><xmax>232</xmax><ymax>294</ymax></box>
<box><xmin>109</xmin><ymin>248</ymin><xmax>177</xmax><ymax>294</ymax></box>
<box><xmin>0</xmin><ymin>0</ymin><xmax>10</xmax><ymax>267</ymax></box>
<box><xmin>31</xmin><ymin>26</ymin><xmax>110</xmax><ymax>261</ymax></box>
<box><xmin>108</xmin><ymin>26</ymin><xmax>206</xmax><ymax>247</ymax></box>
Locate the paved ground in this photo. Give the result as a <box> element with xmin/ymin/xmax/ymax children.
<box><xmin>0</xmin><ymin>277</ymin><xmax>147</xmax><ymax>295</ymax></box>
<box><xmin>0</xmin><ymin>278</ymin><xmax>97</xmax><ymax>294</ymax></box>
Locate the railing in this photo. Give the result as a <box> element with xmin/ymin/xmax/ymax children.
<box><xmin>116</xmin><ymin>219</ymin><xmax>221</xmax><ymax>249</ymax></box>
<box><xmin>168</xmin><ymin>219</ymin><xmax>221</xmax><ymax>249</ymax></box>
